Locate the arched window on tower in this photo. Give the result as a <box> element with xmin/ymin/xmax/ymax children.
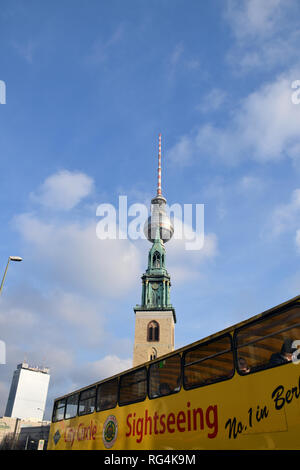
<box><xmin>153</xmin><ymin>251</ymin><xmax>161</xmax><ymax>268</ymax></box>
<box><xmin>147</xmin><ymin>321</ymin><xmax>159</xmax><ymax>342</ymax></box>
<box><xmin>149</xmin><ymin>347</ymin><xmax>157</xmax><ymax>361</ymax></box>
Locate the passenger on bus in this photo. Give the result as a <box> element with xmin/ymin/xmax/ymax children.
<box><xmin>238</xmin><ymin>357</ymin><xmax>250</xmax><ymax>374</ymax></box>
<box><xmin>174</xmin><ymin>376</ymin><xmax>181</xmax><ymax>392</ymax></box>
<box><xmin>99</xmin><ymin>397</ymin><xmax>112</xmax><ymax>410</ymax></box>
<box><xmin>269</xmin><ymin>339</ymin><xmax>297</xmax><ymax>366</ymax></box>
<box><xmin>159</xmin><ymin>382</ymin><xmax>171</xmax><ymax>396</ymax></box>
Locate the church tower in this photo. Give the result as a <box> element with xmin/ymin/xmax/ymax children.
<box><xmin>133</xmin><ymin>134</ymin><xmax>176</xmax><ymax>367</ymax></box>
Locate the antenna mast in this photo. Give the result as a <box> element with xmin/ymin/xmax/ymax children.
<box><xmin>157</xmin><ymin>133</ymin><xmax>162</xmax><ymax>196</ymax></box>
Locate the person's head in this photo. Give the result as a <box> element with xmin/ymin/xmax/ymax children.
<box><xmin>281</xmin><ymin>339</ymin><xmax>297</xmax><ymax>361</ymax></box>
<box><xmin>238</xmin><ymin>357</ymin><xmax>250</xmax><ymax>373</ymax></box>
<box><xmin>159</xmin><ymin>383</ymin><xmax>170</xmax><ymax>395</ymax></box>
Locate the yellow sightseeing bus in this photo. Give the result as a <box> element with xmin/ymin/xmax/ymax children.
<box><xmin>47</xmin><ymin>295</ymin><xmax>300</xmax><ymax>450</ymax></box>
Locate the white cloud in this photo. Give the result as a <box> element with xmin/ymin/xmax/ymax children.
<box><xmin>167</xmin><ymin>42</ymin><xmax>202</xmax><ymax>79</ymax></box>
<box><xmin>234</xmin><ymin>73</ymin><xmax>300</xmax><ymax>161</ymax></box>
<box><xmin>269</xmin><ymin>188</ymin><xmax>300</xmax><ymax>237</ymax></box>
<box><xmin>169</xmin><ymin>70</ymin><xmax>300</xmax><ymax>165</ymax></box>
<box><xmin>170</xmin><ymin>43</ymin><xmax>184</xmax><ymax>66</ymax></box>
<box><xmin>225</xmin><ymin>0</ymin><xmax>300</xmax><ymax>72</ymax></box>
<box><xmin>186</xmin><ymin>59</ymin><xmax>200</xmax><ymax>70</ymax></box>
<box><xmin>197</xmin><ymin>88</ymin><xmax>227</xmax><ymax>113</ymax></box>
<box><xmin>0</xmin><ymin>286</ymin><xmax>106</xmax><ymax>353</ymax></box>
<box><xmin>167</xmin><ymin>215</ymin><xmax>218</xmax><ymax>283</ymax></box>
<box><xmin>0</xmin><ymin>281</ymin><xmax>132</xmax><ymax>417</ymax></box>
<box><xmin>295</xmin><ymin>230</ymin><xmax>300</xmax><ymax>253</ymax></box>
<box><xmin>0</xmin><ymin>306</ymin><xmax>37</xmax><ymax>329</ymax></box>
<box><xmin>51</xmin><ymin>355</ymin><xmax>132</xmax><ymax>397</ymax></box>
<box><xmin>85</xmin><ymin>355</ymin><xmax>132</xmax><ymax>380</ymax></box>
<box><xmin>31</xmin><ymin>170</ymin><xmax>94</xmax><ymax>210</ymax></box>
<box><xmin>226</xmin><ymin>0</ymin><xmax>285</xmax><ymax>39</ymax></box>
<box><xmin>167</xmin><ymin>134</ymin><xmax>196</xmax><ymax>166</ymax></box>
<box><xmin>237</xmin><ymin>175</ymin><xmax>265</xmax><ymax>194</ymax></box>
<box><xmin>86</xmin><ymin>25</ymin><xmax>124</xmax><ymax>65</ymax></box>
<box><xmin>14</xmin><ymin>212</ymin><xmax>141</xmax><ymax>297</ymax></box>
<box><xmin>263</xmin><ymin>188</ymin><xmax>300</xmax><ymax>253</ymax></box>
<box><xmin>52</xmin><ymin>291</ymin><xmax>107</xmax><ymax>346</ymax></box>
<box><xmin>12</xmin><ymin>39</ymin><xmax>37</xmax><ymax>63</ymax></box>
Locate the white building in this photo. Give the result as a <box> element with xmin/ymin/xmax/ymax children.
<box><xmin>5</xmin><ymin>363</ymin><xmax>50</xmax><ymax>422</ymax></box>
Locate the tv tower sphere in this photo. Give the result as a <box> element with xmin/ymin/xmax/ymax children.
<box><xmin>144</xmin><ymin>134</ymin><xmax>174</xmax><ymax>243</ymax></box>
<box><xmin>144</xmin><ymin>194</ymin><xmax>174</xmax><ymax>243</ymax></box>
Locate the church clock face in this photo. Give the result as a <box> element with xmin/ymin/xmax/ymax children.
<box><xmin>152</xmin><ymin>283</ymin><xmax>159</xmax><ymax>290</ymax></box>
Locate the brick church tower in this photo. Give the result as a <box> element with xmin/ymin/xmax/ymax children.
<box><xmin>133</xmin><ymin>135</ymin><xmax>176</xmax><ymax>367</ymax></box>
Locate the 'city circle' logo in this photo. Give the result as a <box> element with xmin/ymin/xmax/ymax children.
<box><xmin>102</xmin><ymin>415</ymin><xmax>118</xmax><ymax>448</ymax></box>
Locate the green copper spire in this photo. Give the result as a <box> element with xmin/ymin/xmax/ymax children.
<box><xmin>138</xmin><ymin>231</ymin><xmax>174</xmax><ymax>315</ymax></box>
<box><xmin>147</xmin><ymin>227</ymin><xmax>167</xmax><ymax>274</ymax></box>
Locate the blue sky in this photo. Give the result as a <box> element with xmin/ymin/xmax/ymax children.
<box><xmin>1</xmin><ymin>0</ymin><xmax>300</xmax><ymax>420</ymax></box>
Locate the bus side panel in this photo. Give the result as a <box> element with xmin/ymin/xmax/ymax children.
<box><xmin>48</xmin><ymin>363</ymin><xmax>300</xmax><ymax>450</ymax></box>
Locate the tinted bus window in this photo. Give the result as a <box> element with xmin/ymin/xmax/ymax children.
<box><xmin>184</xmin><ymin>335</ymin><xmax>234</xmax><ymax>389</ymax></box>
<box><xmin>149</xmin><ymin>354</ymin><xmax>181</xmax><ymax>398</ymax></box>
<box><xmin>65</xmin><ymin>393</ymin><xmax>79</xmax><ymax>419</ymax></box>
<box><xmin>96</xmin><ymin>378</ymin><xmax>118</xmax><ymax>411</ymax></box>
<box><xmin>236</xmin><ymin>306</ymin><xmax>300</xmax><ymax>374</ymax></box>
<box><xmin>119</xmin><ymin>368</ymin><xmax>147</xmax><ymax>406</ymax></box>
<box><xmin>53</xmin><ymin>398</ymin><xmax>66</xmax><ymax>422</ymax></box>
<box><xmin>78</xmin><ymin>387</ymin><xmax>96</xmax><ymax>416</ymax></box>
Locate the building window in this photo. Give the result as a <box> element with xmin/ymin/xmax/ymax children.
<box><xmin>148</xmin><ymin>321</ymin><xmax>159</xmax><ymax>342</ymax></box>
<box><xmin>235</xmin><ymin>305</ymin><xmax>300</xmax><ymax>375</ymax></box>
<box><xmin>96</xmin><ymin>378</ymin><xmax>118</xmax><ymax>412</ymax></box>
<box><xmin>78</xmin><ymin>387</ymin><xmax>96</xmax><ymax>415</ymax></box>
<box><xmin>52</xmin><ymin>398</ymin><xmax>66</xmax><ymax>422</ymax></box>
<box><xmin>183</xmin><ymin>334</ymin><xmax>234</xmax><ymax>389</ymax></box>
<box><xmin>65</xmin><ymin>393</ymin><xmax>79</xmax><ymax>419</ymax></box>
<box><xmin>149</xmin><ymin>347</ymin><xmax>157</xmax><ymax>361</ymax></box>
<box><xmin>153</xmin><ymin>251</ymin><xmax>161</xmax><ymax>268</ymax></box>
<box><xmin>119</xmin><ymin>368</ymin><xmax>147</xmax><ymax>406</ymax></box>
<box><xmin>149</xmin><ymin>354</ymin><xmax>181</xmax><ymax>398</ymax></box>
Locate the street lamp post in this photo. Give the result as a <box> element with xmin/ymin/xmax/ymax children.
<box><xmin>0</xmin><ymin>256</ymin><xmax>23</xmax><ymax>296</ymax></box>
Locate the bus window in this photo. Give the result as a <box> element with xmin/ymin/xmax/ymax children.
<box><xmin>78</xmin><ymin>387</ymin><xmax>96</xmax><ymax>416</ymax></box>
<box><xmin>52</xmin><ymin>398</ymin><xmax>66</xmax><ymax>422</ymax></box>
<box><xmin>235</xmin><ymin>305</ymin><xmax>300</xmax><ymax>374</ymax></box>
<box><xmin>65</xmin><ymin>393</ymin><xmax>79</xmax><ymax>419</ymax></box>
<box><xmin>149</xmin><ymin>354</ymin><xmax>181</xmax><ymax>399</ymax></box>
<box><xmin>96</xmin><ymin>378</ymin><xmax>118</xmax><ymax>411</ymax></box>
<box><xmin>119</xmin><ymin>368</ymin><xmax>147</xmax><ymax>406</ymax></box>
<box><xmin>183</xmin><ymin>335</ymin><xmax>234</xmax><ymax>390</ymax></box>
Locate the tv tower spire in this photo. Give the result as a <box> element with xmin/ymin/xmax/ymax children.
<box><xmin>144</xmin><ymin>134</ymin><xmax>174</xmax><ymax>243</ymax></box>
<box><xmin>157</xmin><ymin>133</ymin><xmax>162</xmax><ymax>197</ymax></box>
